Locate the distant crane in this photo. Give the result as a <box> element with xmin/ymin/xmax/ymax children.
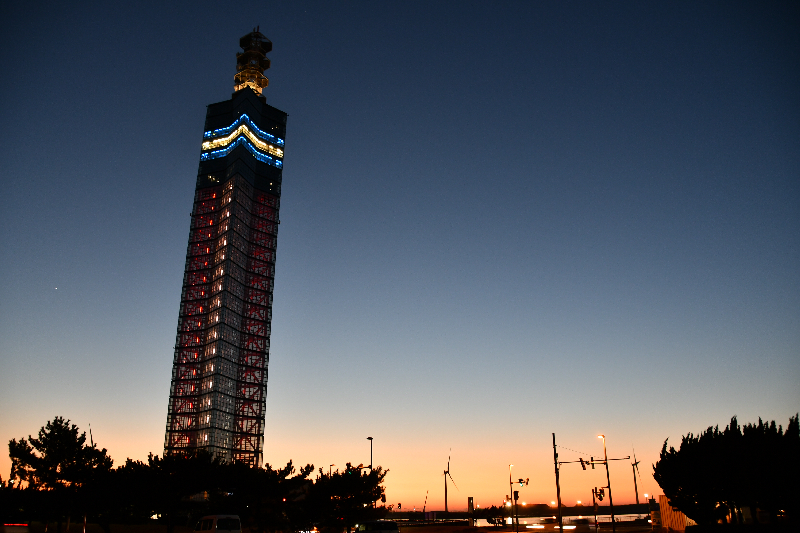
<box><xmin>631</xmin><ymin>449</ymin><xmax>642</xmax><ymax>505</ymax></box>
<box><xmin>444</xmin><ymin>452</ymin><xmax>459</xmax><ymax>512</ymax></box>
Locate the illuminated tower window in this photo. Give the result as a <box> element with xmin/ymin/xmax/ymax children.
<box><xmin>165</xmin><ymin>28</ymin><xmax>286</xmax><ymax>466</ymax></box>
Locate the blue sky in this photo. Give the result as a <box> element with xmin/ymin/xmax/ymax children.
<box><xmin>1</xmin><ymin>1</ymin><xmax>798</xmax><ymax>509</ymax></box>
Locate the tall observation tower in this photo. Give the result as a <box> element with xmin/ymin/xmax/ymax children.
<box><xmin>165</xmin><ymin>29</ymin><xmax>287</xmax><ymax>466</ymax></box>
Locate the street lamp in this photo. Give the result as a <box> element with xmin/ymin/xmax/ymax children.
<box><xmin>367</xmin><ymin>437</ymin><xmax>373</xmax><ymax>469</ymax></box>
<box><xmin>508</xmin><ymin>465</ymin><xmax>515</xmax><ymax>530</ymax></box>
<box><xmin>598</xmin><ymin>435</ymin><xmax>617</xmax><ymax>533</ymax></box>
<box><xmin>507</xmin><ymin>465</ymin><xmax>528</xmax><ymax>533</ymax></box>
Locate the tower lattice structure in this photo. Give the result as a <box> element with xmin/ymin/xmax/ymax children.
<box><xmin>165</xmin><ymin>29</ymin><xmax>286</xmax><ymax>466</ymax></box>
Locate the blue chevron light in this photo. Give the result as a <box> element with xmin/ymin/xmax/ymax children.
<box><xmin>200</xmin><ymin>136</ymin><xmax>283</xmax><ymax>168</ymax></box>
<box><xmin>204</xmin><ymin>114</ymin><xmax>284</xmax><ymax>147</ymax></box>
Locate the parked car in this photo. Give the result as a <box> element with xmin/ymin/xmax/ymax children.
<box><xmin>194</xmin><ymin>515</ymin><xmax>242</xmax><ymax>533</ymax></box>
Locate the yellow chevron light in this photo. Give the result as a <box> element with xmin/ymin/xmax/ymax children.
<box><xmin>202</xmin><ymin>124</ymin><xmax>284</xmax><ymax>158</ymax></box>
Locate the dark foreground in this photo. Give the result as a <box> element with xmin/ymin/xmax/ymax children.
<box><xmin>4</xmin><ymin>523</ymin><xmax>649</xmax><ymax>533</ymax></box>
<box><xmin>6</xmin><ymin>523</ymin><xmax>795</xmax><ymax>533</ymax></box>
<box><xmin>398</xmin><ymin>525</ymin><xmax>651</xmax><ymax>533</ymax></box>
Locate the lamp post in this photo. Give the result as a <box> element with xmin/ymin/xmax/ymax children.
<box><xmin>507</xmin><ymin>465</ymin><xmax>526</xmax><ymax>533</ymax></box>
<box><xmin>508</xmin><ymin>465</ymin><xmax>514</xmax><ymax>530</ymax></box>
<box><xmin>330</xmin><ymin>464</ymin><xmax>335</xmax><ymax>476</ymax></box>
<box><xmin>367</xmin><ymin>437</ymin><xmax>375</xmax><ymax>508</ymax></box>
<box><xmin>598</xmin><ymin>435</ymin><xmax>616</xmax><ymax>533</ymax></box>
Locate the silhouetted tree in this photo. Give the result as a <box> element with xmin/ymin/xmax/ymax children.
<box><xmin>147</xmin><ymin>450</ymin><xmax>222</xmax><ymax>533</ymax></box>
<box><xmin>653</xmin><ymin>414</ymin><xmax>799</xmax><ymax>525</ymax></box>
<box><xmin>307</xmin><ymin>463</ymin><xmax>388</xmax><ymax>533</ymax></box>
<box><xmin>7</xmin><ymin>417</ymin><xmax>113</xmax><ymax>532</ymax></box>
<box><xmin>6</xmin><ymin>417</ymin><xmax>393</xmax><ymax>533</ymax></box>
<box><xmin>8</xmin><ymin>416</ymin><xmax>113</xmax><ymax>489</ymax></box>
<box><xmin>221</xmin><ymin>460</ymin><xmax>315</xmax><ymax>533</ymax></box>
<box><xmin>111</xmin><ymin>457</ymin><xmax>156</xmax><ymax>522</ymax></box>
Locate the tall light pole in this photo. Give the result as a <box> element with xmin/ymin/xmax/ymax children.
<box><xmin>508</xmin><ymin>465</ymin><xmax>523</xmax><ymax>533</ymax></box>
<box><xmin>508</xmin><ymin>464</ymin><xmax>514</xmax><ymax>529</ymax></box>
<box><xmin>598</xmin><ymin>435</ymin><xmax>616</xmax><ymax>533</ymax></box>
<box><xmin>367</xmin><ymin>437</ymin><xmax>375</xmax><ymax>508</ymax></box>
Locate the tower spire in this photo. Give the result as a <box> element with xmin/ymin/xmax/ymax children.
<box><xmin>234</xmin><ymin>28</ymin><xmax>272</xmax><ymax>96</ymax></box>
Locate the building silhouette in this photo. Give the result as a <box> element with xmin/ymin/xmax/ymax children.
<box><xmin>165</xmin><ymin>29</ymin><xmax>286</xmax><ymax>466</ymax></box>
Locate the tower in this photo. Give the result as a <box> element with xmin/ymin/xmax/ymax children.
<box><xmin>164</xmin><ymin>29</ymin><xmax>286</xmax><ymax>466</ymax></box>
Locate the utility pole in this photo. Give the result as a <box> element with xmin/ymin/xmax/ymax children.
<box><xmin>556</xmin><ymin>436</ymin><xmax>628</xmax><ymax>533</ymax></box>
<box><xmin>599</xmin><ymin>435</ymin><xmax>616</xmax><ymax>533</ymax></box>
<box><xmin>552</xmin><ymin>433</ymin><xmax>563</xmax><ymax>533</ymax></box>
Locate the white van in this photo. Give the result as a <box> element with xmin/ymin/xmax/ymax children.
<box><xmin>194</xmin><ymin>515</ymin><xmax>242</xmax><ymax>533</ymax></box>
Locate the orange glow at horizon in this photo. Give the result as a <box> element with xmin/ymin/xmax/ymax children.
<box><xmin>0</xmin><ymin>428</ymin><xmax>664</xmax><ymax>512</ymax></box>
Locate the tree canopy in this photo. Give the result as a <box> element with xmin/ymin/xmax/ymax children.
<box><xmin>8</xmin><ymin>416</ymin><xmax>112</xmax><ymax>490</ymax></box>
<box><xmin>3</xmin><ymin>417</ymin><xmax>389</xmax><ymax>533</ymax></box>
<box><xmin>653</xmin><ymin>414</ymin><xmax>799</xmax><ymax>525</ymax></box>
<box><xmin>308</xmin><ymin>463</ymin><xmax>388</xmax><ymax>533</ymax></box>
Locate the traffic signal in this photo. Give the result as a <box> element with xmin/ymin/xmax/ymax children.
<box><xmin>514</xmin><ymin>491</ymin><xmax>519</xmax><ymax>501</ymax></box>
<box><xmin>580</xmin><ymin>458</ymin><xmax>586</xmax><ymax>470</ymax></box>
<box><xmin>398</xmin><ymin>503</ymin><xmax>401</xmax><ymax>510</ymax></box>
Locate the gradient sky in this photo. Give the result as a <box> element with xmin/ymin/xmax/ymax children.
<box><xmin>1</xmin><ymin>0</ymin><xmax>798</xmax><ymax>512</ymax></box>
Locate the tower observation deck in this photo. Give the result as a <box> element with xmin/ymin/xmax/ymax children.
<box><xmin>164</xmin><ymin>28</ymin><xmax>287</xmax><ymax>466</ymax></box>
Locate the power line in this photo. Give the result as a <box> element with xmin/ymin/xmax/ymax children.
<box><xmin>556</xmin><ymin>444</ymin><xmax>592</xmax><ymax>456</ymax></box>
